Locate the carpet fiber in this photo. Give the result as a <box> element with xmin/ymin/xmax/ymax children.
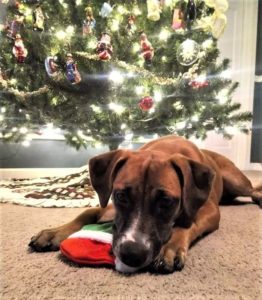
<box><xmin>1</xmin><ymin>174</ymin><xmax>262</xmax><ymax>300</ymax></box>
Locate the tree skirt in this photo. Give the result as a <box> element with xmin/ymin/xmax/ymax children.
<box><xmin>0</xmin><ymin>166</ymin><xmax>99</xmax><ymax>208</ymax></box>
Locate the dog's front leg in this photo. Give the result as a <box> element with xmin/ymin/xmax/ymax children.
<box><xmin>152</xmin><ymin>201</ymin><xmax>220</xmax><ymax>273</ymax></box>
<box><xmin>29</xmin><ymin>205</ymin><xmax>114</xmax><ymax>252</ymax></box>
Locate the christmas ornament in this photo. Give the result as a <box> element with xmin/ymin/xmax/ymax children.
<box><xmin>147</xmin><ymin>0</ymin><xmax>161</xmax><ymax>21</ymax></box>
<box><xmin>100</xmin><ymin>2</ymin><xmax>113</xmax><ymax>18</ymax></box>
<box><xmin>139</xmin><ymin>96</ymin><xmax>154</xmax><ymax>111</ymax></box>
<box><xmin>6</xmin><ymin>14</ymin><xmax>24</xmax><ymax>39</ymax></box>
<box><xmin>33</xmin><ymin>4</ymin><xmax>45</xmax><ymax>31</ymax></box>
<box><xmin>12</xmin><ymin>34</ymin><xmax>28</xmax><ymax>63</ymax></box>
<box><xmin>140</xmin><ymin>33</ymin><xmax>154</xmax><ymax>67</ymax></box>
<box><xmin>83</xmin><ymin>6</ymin><xmax>96</xmax><ymax>35</ymax></box>
<box><xmin>176</xmin><ymin>39</ymin><xmax>200</xmax><ymax>66</ymax></box>
<box><xmin>172</xmin><ymin>8</ymin><xmax>184</xmax><ymax>30</ymax></box>
<box><xmin>126</xmin><ymin>15</ymin><xmax>136</xmax><ymax>35</ymax></box>
<box><xmin>96</xmin><ymin>32</ymin><xmax>113</xmax><ymax>60</ymax></box>
<box><xmin>195</xmin><ymin>0</ymin><xmax>229</xmax><ymax>38</ymax></box>
<box><xmin>45</xmin><ymin>56</ymin><xmax>59</xmax><ymax>77</ymax></box>
<box><xmin>185</xmin><ymin>0</ymin><xmax>196</xmax><ymax>29</ymax></box>
<box><xmin>65</xmin><ymin>53</ymin><xmax>81</xmax><ymax>84</ymax></box>
<box><xmin>189</xmin><ymin>78</ymin><xmax>209</xmax><ymax>89</ymax></box>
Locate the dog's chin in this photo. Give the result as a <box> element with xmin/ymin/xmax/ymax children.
<box><xmin>115</xmin><ymin>257</ymin><xmax>141</xmax><ymax>274</ymax></box>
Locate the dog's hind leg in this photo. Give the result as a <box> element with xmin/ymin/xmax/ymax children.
<box><xmin>203</xmin><ymin>150</ymin><xmax>262</xmax><ymax>208</ymax></box>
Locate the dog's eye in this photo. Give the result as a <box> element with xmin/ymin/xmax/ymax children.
<box><xmin>114</xmin><ymin>191</ymin><xmax>128</xmax><ymax>207</ymax></box>
<box><xmin>158</xmin><ymin>197</ymin><xmax>176</xmax><ymax>210</ymax></box>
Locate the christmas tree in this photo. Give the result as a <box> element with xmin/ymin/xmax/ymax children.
<box><xmin>0</xmin><ymin>0</ymin><xmax>252</xmax><ymax>150</ymax></box>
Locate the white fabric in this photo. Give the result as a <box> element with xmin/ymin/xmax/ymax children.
<box><xmin>68</xmin><ymin>230</ymin><xmax>113</xmax><ymax>244</ymax></box>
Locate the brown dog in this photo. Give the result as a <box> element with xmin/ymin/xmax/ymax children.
<box><xmin>29</xmin><ymin>135</ymin><xmax>262</xmax><ymax>273</ymax></box>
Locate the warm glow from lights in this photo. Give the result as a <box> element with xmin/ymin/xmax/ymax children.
<box><xmin>125</xmin><ymin>133</ymin><xmax>134</xmax><ymax>141</ymax></box>
<box><xmin>135</xmin><ymin>86</ymin><xmax>144</xmax><ymax>95</ymax></box>
<box><xmin>1</xmin><ymin>107</ymin><xmax>6</xmax><ymax>113</ymax></box>
<box><xmin>108</xmin><ymin>103</ymin><xmax>125</xmax><ymax>114</ymax></box>
<box><xmin>220</xmin><ymin>70</ymin><xmax>232</xmax><ymax>79</ymax></box>
<box><xmin>90</xmin><ymin>104</ymin><xmax>102</xmax><ymax>113</ymax></box>
<box><xmin>121</xmin><ymin>123</ymin><xmax>127</xmax><ymax>130</ymax></box>
<box><xmin>20</xmin><ymin>127</ymin><xmax>28</xmax><ymax>134</ymax></box>
<box><xmin>76</xmin><ymin>0</ymin><xmax>82</xmax><ymax>5</ymax></box>
<box><xmin>0</xmin><ymin>114</ymin><xmax>4</xmax><ymax>121</ymax></box>
<box><xmin>56</xmin><ymin>30</ymin><xmax>66</xmax><ymax>40</ymax></box>
<box><xmin>133</xmin><ymin>43</ymin><xmax>140</xmax><ymax>53</ymax></box>
<box><xmin>159</xmin><ymin>29</ymin><xmax>170</xmax><ymax>41</ymax></box>
<box><xmin>22</xmin><ymin>140</ymin><xmax>31</xmax><ymax>147</ymax></box>
<box><xmin>176</xmin><ymin>121</ymin><xmax>186</xmax><ymax>129</ymax></box>
<box><xmin>225</xmin><ymin>126</ymin><xmax>238</xmax><ymax>135</ymax></box>
<box><xmin>161</xmin><ymin>56</ymin><xmax>167</xmax><ymax>62</ymax></box>
<box><xmin>192</xmin><ymin>115</ymin><xmax>199</xmax><ymax>122</ymax></box>
<box><xmin>66</xmin><ymin>26</ymin><xmax>75</xmax><ymax>35</ymax></box>
<box><xmin>109</xmin><ymin>70</ymin><xmax>124</xmax><ymax>84</ymax></box>
<box><xmin>111</xmin><ymin>19</ymin><xmax>120</xmax><ymax>32</ymax></box>
<box><xmin>154</xmin><ymin>91</ymin><xmax>162</xmax><ymax>102</ymax></box>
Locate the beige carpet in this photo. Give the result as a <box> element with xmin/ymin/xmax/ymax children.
<box><xmin>1</xmin><ymin>173</ymin><xmax>262</xmax><ymax>300</ymax></box>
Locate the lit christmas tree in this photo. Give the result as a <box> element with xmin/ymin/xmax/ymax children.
<box><xmin>0</xmin><ymin>0</ymin><xmax>252</xmax><ymax>150</ymax></box>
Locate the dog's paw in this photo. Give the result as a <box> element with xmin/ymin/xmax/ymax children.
<box><xmin>150</xmin><ymin>247</ymin><xmax>186</xmax><ymax>274</ymax></box>
<box><xmin>28</xmin><ymin>229</ymin><xmax>62</xmax><ymax>252</ymax></box>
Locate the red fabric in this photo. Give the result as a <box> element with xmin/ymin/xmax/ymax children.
<box><xmin>60</xmin><ymin>238</ymin><xmax>115</xmax><ymax>266</ymax></box>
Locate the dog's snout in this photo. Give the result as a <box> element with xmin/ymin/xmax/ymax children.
<box><xmin>119</xmin><ymin>241</ymin><xmax>148</xmax><ymax>267</ymax></box>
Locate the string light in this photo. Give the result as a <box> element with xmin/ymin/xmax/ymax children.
<box><xmin>125</xmin><ymin>133</ymin><xmax>134</xmax><ymax>141</ymax></box>
<box><xmin>76</xmin><ymin>0</ymin><xmax>82</xmax><ymax>5</ymax></box>
<box><xmin>1</xmin><ymin>107</ymin><xmax>6</xmax><ymax>113</ymax></box>
<box><xmin>90</xmin><ymin>104</ymin><xmax>102</xmax><ymax>113</ymax></box>
<box><xmin>133</xmin><ymin>5</ymin><xmax>142</xmax><ymax>15</ymax></box>
<box><xmin>149</xmin><ymin>107</ymin><xmax>155</xmax><ymax>114</ymax></box>
<box><xmin>109</xmin><ymin>70</ymin><xmax>124</xmax><ymax>84</ymax></box>
<box><xmin>111</xmin><ymin>19</ymin><xmax>120</xmax><ymax>32</ymax></box>
<box><xmin>0</xmin><ymin>114</ymin><xmax>4</xmax><ymax>121</ymax></box>
<box><xmin>108</xmin><ymin>102</ymin><xmax>125</xmax><ymax>114</ymax></box>
<box><xmin>202</xmin><ymin>39</ymin><xmax>213</xmax><ymax>50</ymax></box>
<box><xmin>135</xmin><ymin>86</ymin><xmax>144</xmax><ymax>95</ymax></box>
<box><xmin>12</xmin><ymin>127</ymin><xmax>18</xmax><ymax>132</ymax></box>
<box><xmin>154</xmin><ymin>91</ymin><xmax>163</xmax><ymax>102</ymax></box>
<box><xmin>121</xmin><ymin>123</ymin><xmax>127</xmax><ymax>130</ymax></box>
<box><xmin>192</xmin><ymin>115</ymin><xmax>199</xmax><ymax>122</ymax></box>
<box><xmin>159</xmin><ymin>29</ymin><xmax>170</xmax><ymax>41</ymax></box>
<box><xmin>176</xmin><ymin>121</ymin><xmax>186</xmax><ymax>129</ymax></box>
<box><xmin>56</xmin><ymin>30</ymin><xmax>66</xmax><ymax>40</ymax></box>
<box><xmin>161</xmin><ymin>56</ymin><xmax>167</xmax><ymax>62</ymax></box>
<box><xmin>20</xmin><ymin>127</ymin><xmax>28</xmax><ymax>134</ymax></box>
<box><xmin>66</xmin><ymin>26</ymin><xmax>75</xmax><ymax>35</ymax></box>
<box><xmin>216</xmin><ymin>89</ymin><xmax>228</xmax><ymax>104</ymax></box>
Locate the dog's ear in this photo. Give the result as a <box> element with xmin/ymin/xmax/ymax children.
<box><xmin>89</xmin><ymin>150</ymin><xmax>130</xmax><ymax>208</ymax></box>
<box><xmin>170</xmin><ymin>154</ymin><xmax>215</xmax><ymax>228</ymax></box>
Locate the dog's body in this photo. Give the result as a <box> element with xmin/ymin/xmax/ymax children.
<box><xmin>29</xmin><ymin>135</ymin><xmax>262</xmax><ymax>273</ymax></box>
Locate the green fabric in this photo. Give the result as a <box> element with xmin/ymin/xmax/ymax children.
<box><xmin>82</xmin><ymin>222</ymin><xmax>113</xmax><ymax>234</ymax></box>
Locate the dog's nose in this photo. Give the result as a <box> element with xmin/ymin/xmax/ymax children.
<box><xmin>119</xmin><ymin>241</ymin><xmax>148</xmax><ymax>267</ymax></box>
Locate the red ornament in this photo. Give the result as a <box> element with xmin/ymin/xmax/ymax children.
<box><xmin>189</xmin><ymin>79</ymin><xmax>209</xmax><ymax>89</ymax></box>
<box><xmin>139</xmin><ymin>96</ymin><xmax>154</xmax><ymax>111</ymax></box>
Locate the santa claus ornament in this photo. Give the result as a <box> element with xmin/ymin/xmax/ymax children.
<box><xmin>139</xmin><ymin>96</ymin><xmax>154</xmax><ymax>111</ymax></box>
<box><xmin>65</xmin><ymin>53</ymin><xmax>81</xmax><ymax>84</ymax></box>
<box><xmin>140</xmin><ymin>33</ymin><xmax>154</xmax><ymax>67</ymax></box>
<box><xmin>12</xmin><ymin>34</ymin><xmax>28</xmax><ymax>63</ymax></box>
<box><xmin>96</xmin><ymin>32</ymin><xmax>113</xmax><ymax>60</ymax></box>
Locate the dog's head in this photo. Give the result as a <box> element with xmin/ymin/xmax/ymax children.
<box><xmin>89</xmin><ymin>149</ymin><xmax>214</xmax><ymax>270</ymax></box>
